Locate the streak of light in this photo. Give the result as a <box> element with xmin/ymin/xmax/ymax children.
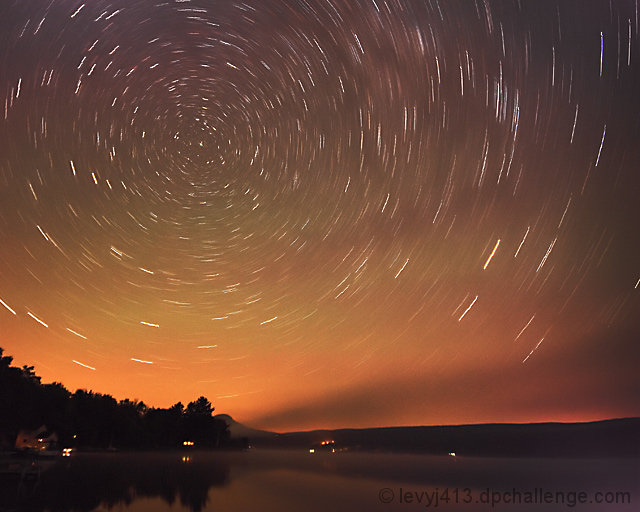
<box><xmin>140</xmin><ymin>321</ymin><xmax>159</xmax><ymax>327</ymax></box>
<box><xmin>483</xmin><ymin>239</ymin><xmax>500</xmax><ymax>270</ymax></box>
<box><xmin>514</xmin><ymin>227</ymin><xmax>530</xmax><ymax>258</ymax></box>
<box><xmin>514</xmin><ymin>315</ymin><xmax>535</xmax><ymax>341</ymax></box>
<box><xmin>595</xmin><ymin>125</ymin><xmax>606</xmax><ymax>167</ymax></box>
<box><xmin>536</xmin><ymin>237</ymin><xmax>557</xmax><ymax>272</ymax></box>
<box><xmin>27</xmin><ymin>311</ymin><xmax>48</xmax><ymax>328</ymax></box>
<box><xmin>600</xmin><ymin>32</ymin><xmax>604</xmax><ymax>76</ymax></box>
<box><xmin>260</xmin><ymin>316</ymin><xmax>278</xmax><ymax>325</ymax></box>
<box><xmin>66</xmin><ymin>328</ymin><xmax>87</xmax><ymax>339</ymax></box>
<box><xmin>70</xmin><ymin>4</ymin><xmax>85</xmax><ymax>18</ymax></box>
<box><xmin>105</xmin><ymin>9</ymin><xmax>121</xmax><ymax>20</ymax></box>
<box><xmin>522</xmin><ymin>337</ymin><xmax>545</xmax><ymax>363</ymax></box>
<box><xmin>36</xmin><ymin>225</ymin><xmax>49</xmax><ymax>241</ymax></box>
<box><xmin>570</xmin><ymin>105</ymin><xmax>579</xmax><ymax>143</ymax></box>
<box><xmin>395</xmin><ymin>258</ymin><xmax>409</xmax><ymax>279</ymax></box>
<box><xmin>458</xmin><ymin>295</ymin><xmax>478</xmax><ymax>322</ymax></box>
<box><xmin>72</xmin><ymin>360</ymin><xmax>95</xmax><ymax>370</ymax></box>
<box><xmin>131</xmin><ymin>358</ymin><xmax>153</xmax><ymax>364</ymax></box>
<box><xmin>0</xmin><ymin>298</ymin><xmax>16</xmax><ymax>315</ymax></box>
<box><xmin>558</xmin><ymin>196</ymin><xmax>572</xmax><ymax>229</ymax></box>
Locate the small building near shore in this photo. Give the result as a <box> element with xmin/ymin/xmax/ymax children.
<box><xmin>15</xmin><ymin>425</ymin><xmax>59</xmax><ymax>451</ymax></box>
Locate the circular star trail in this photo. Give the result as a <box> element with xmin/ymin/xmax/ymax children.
<box><xmin>0</xmin><ymin>0</ymin><xmax>638</xmax><ymax>430</ymax></box>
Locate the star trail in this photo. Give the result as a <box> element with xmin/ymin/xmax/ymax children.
<box><xmin>1</xmin><ymin>0</ymin><xmax>638</xmax><ymax>431</ymax></box>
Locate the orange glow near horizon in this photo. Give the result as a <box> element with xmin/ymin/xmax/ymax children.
<box><xmin>1</xmin><ymin>0</ymin><xmax>638</xmax><ymax>433</ymax></box>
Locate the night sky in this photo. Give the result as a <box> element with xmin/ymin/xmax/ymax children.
<box><xmin>1</xmin><ymin>0</ymin><xmax>638</xmax><ymax>432</ymax></box>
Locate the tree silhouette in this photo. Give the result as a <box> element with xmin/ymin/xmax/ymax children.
<box><xmin>186</xmin><ymin>396</ymin><xmax>213</xmax><ymax>417</ymax></box>
<box><xmin>21</xmin><ymin>364</ymin><xmax>41</xmax><ymax>384</ymax></box>
<box><xmin>170</xmin><ymin>401</ymin><xmax>184</xmax><ymax>415</ymax></box>
<box><xmin>0</xmin><ymin>347</ymin><xmax>13</xmax><ymax>368</ymax></box>
<box><xmin>0</xmin><ymin>347</ymin><xmax>230</xmax><ymax>450</ymax></box>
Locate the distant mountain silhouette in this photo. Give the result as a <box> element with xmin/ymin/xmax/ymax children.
<box><xmin>213</xmin><ymin>414</ymin><xmax>276</xmax><ymax>442</ymax></box>
<box><xmin>234</xmin><ymin>417</ymin><xmax>640</xmax><ymax>458</ymax></box>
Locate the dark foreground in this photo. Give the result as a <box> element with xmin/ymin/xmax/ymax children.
<box><xmin>1</xmin><ymin>450</ymin><xmax>638</xmax><ymax>512</ymax></box>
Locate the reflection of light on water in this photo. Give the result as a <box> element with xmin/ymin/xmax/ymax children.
<box><xmin>310</xmin><ymin>440</ymin><xmax>338</xmax><ymax>453</ymax></box>
<box><xmin>2</xmin><ymin>451</ymin><xmax>636</xmax><ymax>512</ymax></box>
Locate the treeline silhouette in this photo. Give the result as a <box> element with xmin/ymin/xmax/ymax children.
<box><xmin>0</xmin><ymin>348</ymin><xmax>230</xmax><ymax>450</ymax></box>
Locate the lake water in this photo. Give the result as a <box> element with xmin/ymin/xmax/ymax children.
<box><xmin>1</xmin><ymin>450</ymin><xmax>637</xmax><ymax>511</ymax></box>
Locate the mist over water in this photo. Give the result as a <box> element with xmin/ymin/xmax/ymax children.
<box><xmin>1</xmin><ymin>451</ymin><xmax>637</xmax><ymax>512</ymax></box>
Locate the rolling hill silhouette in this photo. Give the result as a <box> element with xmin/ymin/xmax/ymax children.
<box><xmin>223</xmin><ymin>417</ymin><xmax>640</xmax><ymax>457</ymax></box>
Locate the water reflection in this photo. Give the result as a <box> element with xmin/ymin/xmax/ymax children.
<box><xmin>0</xmin><ymin>452</ymin><xmax>230</xmax><ymax>512</ymax></box>
<box><xmin>0</xmin><ymin>451</ymin><xmax>637</xmax><ymax>512</ymax></box>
